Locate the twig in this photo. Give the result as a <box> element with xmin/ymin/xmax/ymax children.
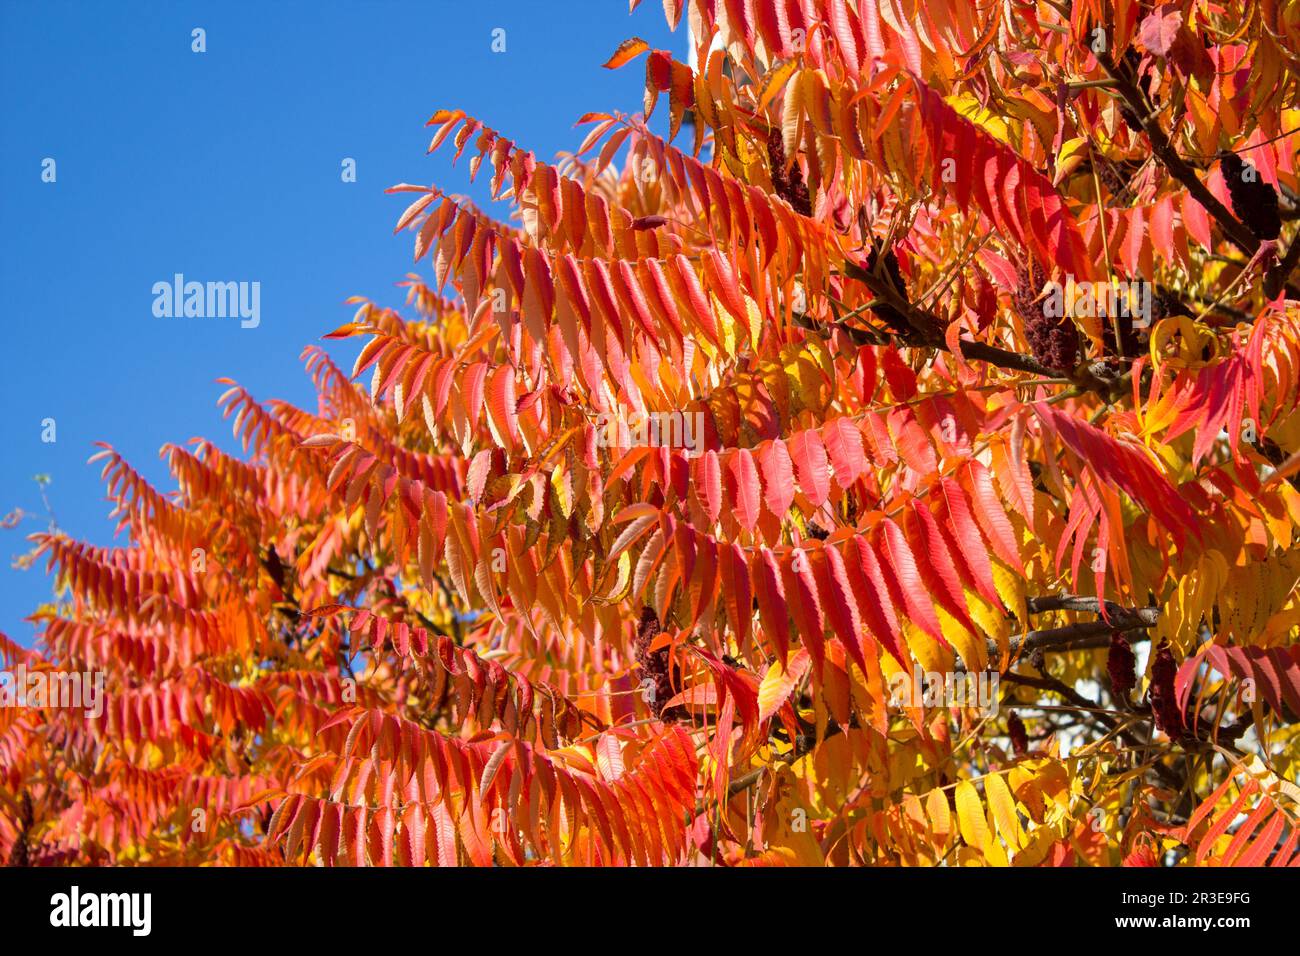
<box><xmin>1003</xmin><ymin>672</ymin><xmax>1182</xmax><ymax>789</ymax></box>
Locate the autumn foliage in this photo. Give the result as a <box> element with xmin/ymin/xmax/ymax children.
<box><xmin>6</xmin><ymin>0</ymin><xmax>1300</xmax><ymax>867</ymax></box>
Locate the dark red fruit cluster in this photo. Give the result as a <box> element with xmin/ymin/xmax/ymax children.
<box><xmin>1107</xmin><ymin>632</ymin><xmax>1137</xmax><ymax>701</ymax></box>
<box><xmin>1219</xmin><ymin>151</ymin><xmax>1282</xmax><ymax>241</ymax></box>
<box><xmin>1147</xmin><ymin>642</ymin><xmax>1184</xmax><ymax>737</ymax></box>
<box><xmin>1013</xmin><ymin>260</ymin><xmax>1079</xmax><ymax>372</ymax></box>
<box><xmin>1007</xmin><ymin>711</ymin><xmax>1029</xmax><ymax>757</ymax></box>
<box><xmin>766</xmin><ymin>127</ymin><xmax>812</xmax><ymax>217</ymax></box>
<box><xmin>634</xmin><ymin>607</ymin><xmax>678</xmax><ymax>720</ymax></box>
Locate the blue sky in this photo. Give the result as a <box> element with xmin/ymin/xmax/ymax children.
<box><xmin>0</xmin><ymin>0</ymin><xmax>681</xmax><ymax>643</ymax></box>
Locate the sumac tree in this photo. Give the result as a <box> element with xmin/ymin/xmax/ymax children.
<box><xmin>4</xmin><ymin>0</ymin><xmax>1300</xmax><ymax>867</ymax></box>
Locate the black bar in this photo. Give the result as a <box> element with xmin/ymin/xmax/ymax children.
<box><xmin>0</xmin><ymin>866</ymin><xmax>1293</xmax><ymax>942</ymax></box>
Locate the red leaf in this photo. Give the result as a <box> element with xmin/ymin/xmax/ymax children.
<box><xmin>788</xmin><ymin>430</ymin><xmax>831</xmax><ymax>506</ymax></box>
<box><xmin>752</xmin><ymin>547</ymin><xmax>791</xmax><ymax>664</ymax></box>
<box><xmin>1137</xmin><ymin>4</ymin><xmax>1182</xmax><ymax>57</ymax></box>
<box><xmin>699</xmin><ymin>449</ymin><xmax>722</xmax><ymax>525</ymax></box>
<box><xmin>821</xmin><ymin>418</ymin><xmax>869</xmax><ymax>488</ymax></box>
<box><xmin>956</xmin><ymin>460</ymin><xmax>1023</xmax><ymax>571</ymax></box>
<box><xmin>916</xmin><ymin>81</ymin><xmax>1091</xmax><ymax>279</ymax></box>
<box><xmin>815</xmin><ymin>546</ymin><xmax>865</xmax><ymax>672</ymax></box>
<box><xmin>729</xmin><ymin>448</ymin><xmax>762</xmax><ymax>532</ymax></box>
<box><xmin>759</xmin><ymin>439</ymin><xmax>796</xmax><ymax>518</ymax></box>
<box><xmin>840</xmin><ymin>536</ymin><xmax>906</xmax><ymax>666</ymax></box>
<box><xmin>721</xmin><ymin>541</ymin><xmax>753</xmax><ymax>651</ymax></box>
<box><xmin>902</xmin><ymin>499</ymin><xmax>977</xmax><ymax>637</ymax></box>
<box><xmin>702</xmin><ymin>247</ymin><xmax>748</xmax><ymax>326</ymax></box>
<box><xmin>828</xmin><ymin>0</ymin><xmax>861</xmax><ymax>74</ymax></box>
<box><xmin>1036</xmin><ymin>403</ymin><xmax>1199</xmax><ymax>546</ymax></box>
<box><xmin>1182</xmin><ymin>192</ymin><xmax>1213</xmax><ymax>249</ymax></box>
<box><xmin>875</xmin><ymin>518</ymin><xmax>947</xmax><ymax>647</ymax></box>
<box><xmin>933</xmin><ymin>478</ymin><xmax>1002</xmax><ymax>607</ymax></box>
<box><xmin>782</xmin><ymin>548</ymin><xmax>825</xmax><ymax>672</ymax></box>
<box><xmin>603</xmin><ymin>37</ymin><xmax>650</xmax><ymax>69</ymax></box>
<box><xmin>887</xmin><ymin>406</ymin><xmax>937</xmax><ymax>475</ymax></box>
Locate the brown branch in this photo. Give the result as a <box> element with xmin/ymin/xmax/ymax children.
<box><xmin>835</xmin><ymin>260</ymin><xmax>1120</xmax><ymax>393</ymax></box>
<box><xmin>1025</xmin><ymin>594</ymin><xmax>1156</xmax><ymax>617</ymax></box>
<box><xmin>955</xmin><ymin>339</ymin><xmax>1061</xmax><ymax>377</ymax></box>
<box><xmin>1093</xmin><ymin>51</ymin><xmax>1259</xmax><ymax>255</ymax></box>
<box><xmin>1004</xmin><ymin>612</ymin><xmax>1157</xmax><ymax>660</ymax></box>
<box><xmin>1265</xmin><ymin>232</ymin><xmax>1300</xmax><ymax>300</ymax></box>
<box><xmin>1095</xmin><ymin>50</ymin><xmax>1300</xmax><ymax>301</ymax></box>
<box><xmin>957</xmin><ymin>595</ymin><xmax>1161</xmax><ymax>672</ymax></box>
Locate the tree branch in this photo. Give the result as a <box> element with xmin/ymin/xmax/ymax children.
<box><xmin>1265</xmin><ymin>232</ymin><xmax>1300</xmax><ymax>300</ymax></box>
<box><xmin>1094</xmin><ymin>50</ymin><xmax>1300</xmax><ymax>301</ymax></box>
<box><xmin>1093</xmin><ymin>51</ymin><xmax>1259</xmax><ymax>255</ymax></box>
<box><xmin>959</xmin><ymin>595</ymin><xmax>1161</xmax><ymax>671</ymax></box>
<box><xmin>835</xmin><ymin>260</ymin><xmax>1121</xmax><ymax>393</ymax></box>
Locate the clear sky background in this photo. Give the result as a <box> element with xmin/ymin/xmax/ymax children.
<box><xmin>0</xmin><ymin>0</ymin><xmax>681</xmax><ymax>643</ymax></box>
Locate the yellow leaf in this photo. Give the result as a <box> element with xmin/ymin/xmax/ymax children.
<box><xmin>984</xmin><ymin>773</ymin><xmax>1025</xmax><ymax>851</ymax></box>
<box><xmin>764</xmin><ymin>766</ymin><xmax>825</xmax><ymax>866</ymax></box>
<box><xmin>757</xmin><ymin>59</ymin><xmax>798</xmax><ymax>113</ymax></box>
<box><xmin>743</xmin><ymin>294</ymin><xmax>763</xmax><ymax>351</ymax></box>
<box><xmin>758</xmin><ymin>649</ymin><xmax>811</xmax><ymax>721</ymax></box>
<box><xmin>1053</xmin><ymin>135</ymin><xmax>1090</xmax><ymax>186</ymax></box>
<box><xmin>926</xmin><ymin>787</ymin><xmax>952</xmax><ymax>850</ymax></box>
<box><xmin>591</xmin><ymin>550</ymin><xmax>632</xmax><ymax>606</ymax></box>
<box><xmin>938</xmin><ymin>603</ymin><xmax>985</xmax><ymax>675</ymax></box>
<box><xmin>781</xmin><ymin>70</ymin><xmax>805</xmax><ymax>162</ymax></box>
<box><xmin>955</xmin><ymin>780</ymin><xmax>991</xmax><ymax>853</ymax></box>
<box><xmin>550</xmin><ymin>465</ymin><xmax>573</xmax><ymax>519</ymax></box>
<box><xmin>945</xmin><ymin>91</ymin><xmax>1011</xmax><ymax>144</ymax></box>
